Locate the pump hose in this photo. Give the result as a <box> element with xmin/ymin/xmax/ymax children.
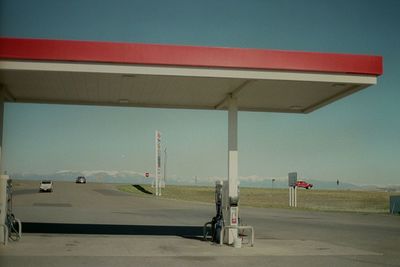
<box><xmin>6</xmin><ymin>213</ymin><xmax>20</xmax><ymax>241</ymax></box>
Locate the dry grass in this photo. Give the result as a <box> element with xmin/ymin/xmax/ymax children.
<box><xmin>294</xmin><ymin>189</ymin><xmax>390</xmax><ymax>212</ymax></box>
<box><xmin>117</xmin><ymin>184</ymin><xmax>391</xmax><ymax>213</ymax></box>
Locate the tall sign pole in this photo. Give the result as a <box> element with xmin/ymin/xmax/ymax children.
<box><xmin>155</xmin><ymin>130</ymin><xmax>162</xmax><ymax>196</ymax></box>
<box><xmin>163</xmin><ymin>147</ymin><xmax>167</xmax><ymax>187</ymax></box>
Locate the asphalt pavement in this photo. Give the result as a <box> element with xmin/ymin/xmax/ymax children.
<box><xmin>1</xmin><ymin>180</ymin><xmax>399</xmax><ymax>267</ymax></box>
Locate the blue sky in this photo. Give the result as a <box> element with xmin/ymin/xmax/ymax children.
<box><xmin>1</xmin><ymin>0</ymin><xmax>399</xmax><ymax>185</ymax></box>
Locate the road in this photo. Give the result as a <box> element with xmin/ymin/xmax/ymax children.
<box><xmin>1</xmin><ymin>180</ymin><xmax>399</xmax><ymax>267</ymax></box>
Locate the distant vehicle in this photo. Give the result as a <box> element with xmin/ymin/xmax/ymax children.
<box><xmin>75</xmin><ymin>176</ymin><xmax>86</xmax><ymax>184</ymax></box>
<box><xmin>295</xmin><ymin>180</ymin><xmax>313</xmax><ymax>189</ymax></box>
<box><xmin>39</xmin><ymin>180</ymin><xmax>53</xmax><ymax>192</ymax></box>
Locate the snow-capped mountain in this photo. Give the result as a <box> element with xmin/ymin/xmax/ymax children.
<box><xmin>9</xmin><ymin>170</ymin><xmax>364</xmax><ymax>189</ymax></box>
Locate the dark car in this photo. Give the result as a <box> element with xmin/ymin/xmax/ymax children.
<box><xmin>295</xmin><ymin>180</ymin><xmax>313</xmax><ymax>189</ymax></box>
<box><xmin>75</xmin><ymin>176</ymin><xmax>86</xmax><ymax>184</ymax></box>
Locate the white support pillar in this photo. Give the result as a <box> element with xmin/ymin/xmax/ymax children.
<box><xmin>0</xmin><ymin>86</ymin><xmax>4</xmax><ymax>173</ymax></box>
<box><xmin>0</xmin><ymin>87</ymin><xmax>5</xmax><ymax>244</ymax></box>
<box><xmin>223</xmin><ymin>95</ymin><xmax>240</xmax><ymax>245</ymax></box>
<box><xmin>228</xmin><ymin>95</ymin><xmax>238</xmax><ymax>201</ymax></box>
<box><xmin>0</xmin><ymin>175</ymin><xmax>9</xmax><ymax>245</ymax></box>
<box><xmin>155</xmin><ymin>131</ymin><xmax>159</xmax><ymax>196</ymax></box>
<box><xmin>155</xmin><ymin>130</ymin><xmax>162</xmax><ymax>196</ymax></box>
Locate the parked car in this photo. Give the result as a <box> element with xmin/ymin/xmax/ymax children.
<box><xmin>295</xmin><ymin>180</ymin><xmax>313</xmax><ymax>189</ymax></box>
<box><xmin>39</xmin><ymin>180</ymin><xmax>53</xmax><ymax>192</ymax></box>
<box><xmin>75</xmin><ymin>176</ymin><xmax>86</xmax><ymax>184</ymax></box>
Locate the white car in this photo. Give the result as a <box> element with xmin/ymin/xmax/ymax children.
<box><xmin>39</xmin><ymin>180</ymin><xmax>53</xmax><ymax>192</ymax></box>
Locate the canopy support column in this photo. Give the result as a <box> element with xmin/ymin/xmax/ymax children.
<box><xmin>0</xmin><ymin>86</ymin><xmax>5</xmax><ymax>245</ymax></box>
<box><xmin>222</xmin><ymin>95</ymin><xmax>240</xmax><ymax>245</ymax></box>
<box><xmin>0</xmin><ymin>85</ymin><xmax>4</xmax><ymax>172</ymax></box>
<box><xmin>228</xmin><ymin>95</ymin><xmax>238</xmax><ymax>201</ymax></box>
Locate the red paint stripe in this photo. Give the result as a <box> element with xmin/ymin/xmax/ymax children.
<box><xmin>0</xmin><ymin>37</ymin><xmax>383</xmax><ymax>75</ymax></box>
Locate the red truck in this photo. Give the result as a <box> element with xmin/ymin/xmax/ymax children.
<box><xmin>295</xmin><ymin>180</ymin><xmax>313</xmax><ymax>189</ymax></box>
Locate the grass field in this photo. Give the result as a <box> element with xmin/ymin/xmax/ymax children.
<box><xmin>117</xmin><ymin>184</ymin><xmax>392</xmax><ymax>213</ymax></box>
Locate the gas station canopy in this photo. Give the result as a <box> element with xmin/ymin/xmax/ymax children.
<box><xmin>0</xmin><ymin>37</ymin><xmax>382</xmax><ymax>113</ymax></box>
<box><xmin>0</xmin><ymin>37</ymin><xmax>384</xmax><ymax>246</ymax></box>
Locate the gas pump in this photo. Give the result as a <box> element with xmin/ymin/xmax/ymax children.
<box><xmin>204</xmin><ymin>180</ymin><xmax>240</xmax><ymax>245</ymax></box>
<box><xmin>210</xmin><ymin>181</ymin><xmax>223</xmax><ymax>243</ymax></box>
<box><xmin>0</xmin><ymin>175</ymin><xmax>21</xmax><ymax>245</ymax></box>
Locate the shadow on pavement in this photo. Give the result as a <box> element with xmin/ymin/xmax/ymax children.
<box><xmin>22</xmin><ymin>222</ymin><xmax>208</xmax><ymax>238</ymax></box>
<box><xmin>13</xmin><ymin>188</ymin><xmax>39</xmax><ymax>195</ymax></box>
<box><xmin>132</xmin><ymin>184</ymin><xmax>153</xmax><ymax>195</ymax></box>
